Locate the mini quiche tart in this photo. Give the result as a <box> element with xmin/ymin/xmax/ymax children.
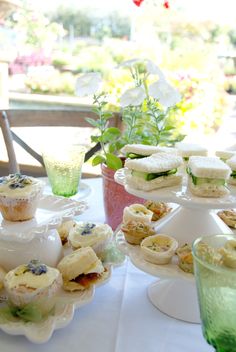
<box><xmin>141</xmin><ymin>234</ymin><xmax>178</xmax><ymax>265</ymax></box>
<box><xmin>144</xmin><ymin>201</ymin><xmax>172</xmax><ymax>221</ymax></box>
<box><xmin>121</xmin><ymin>221</ymin><xmax>155</xmax><ymax>245</ymax></box>
<box><xmin>68</xmin><ymin>222</ymin><xmax>113</xmax><ymax>255</ymax></box>
<box><xmin>176</xmin><ymin>244</ymin><xmax>194</xmax><ymax>273</ymax></box>
<box><xmin>217</xmin><ymin>209</ymin><xmax>236</xmax><ymax>229</ymax></box>
<box><xmin>123</xmin><ymin>204</ymin><xmax>153</xmax><ymax>224</ymax></box>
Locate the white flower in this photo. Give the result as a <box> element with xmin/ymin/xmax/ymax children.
<box><xmin>117</xmin><ymin>58</ymin><xmax>142</xmax><ymax>69</ymax></box>
<box><xmin>118</xmin><ymin>58</ymin><xmax>165</xmax><ymax>80</ymax></box>
<box><xmin>149</xmin><ymin>79</ymin><xmax>181</xmax><ymax>108</ymax></box>
<box><xmin>75</xmin><ymin>72</ymin><xmax>102</xmax><ymax>97</ymax></box>
<box><xmin>120</xmin><ymin>86</ymin><xmax>146</xmax><ymax>107</ymax></box>
<box><xmin>145</xmin><ymin>59</ymin><xmax>165</xmax><ymax>80</ymax></box>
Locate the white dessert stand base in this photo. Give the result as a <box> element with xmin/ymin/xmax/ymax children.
<box><xmin>147</xmin><ymin>279</ymin><xmax>200</xmax><ymax>323</ymax></box>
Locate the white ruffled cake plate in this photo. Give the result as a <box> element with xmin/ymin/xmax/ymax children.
<box><xmin>0</xmin><ymin>266</ymin><xmax>112</xmax><ymax>344</ymax></box>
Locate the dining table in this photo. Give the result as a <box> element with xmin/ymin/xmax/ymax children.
<box><xmin>0</xmin><ymin>177</ymin><xmax>213</xmax><ymax>352</ymax></box>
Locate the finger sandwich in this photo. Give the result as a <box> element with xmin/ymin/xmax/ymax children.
<box><xmin>57</xmin><ymin>247</ymin><xmax>107</xmax><ymax>291</ymax></box>
<box><xmin>121</xmin><ymin>144</ymin><xmax>177</xmax><ymax>159</ymax></box>
<box><xmin>226</xmin><ymin>155</ymin><xmax>236</xmax><ymax>185</ymax></box>
<box><xmin>187</xmin><ymin>156</ymin><xmax>231</xmax><ymax>197</ymax></box>
<box><xmin>215</xmin><ymin>150</ymin><xmax>236</xmax><ymax>162</ymax></box>
<box><xmin>125</xmin><ymin>152</ymin><xmax>183</xmax><ymax>191</ymax></box>
<box><xmin>176</xmin><ymin>143</ymin><xmax>207</xmax><ymax>161</ymax></box>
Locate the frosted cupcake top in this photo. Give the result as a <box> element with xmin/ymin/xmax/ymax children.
<box><xmin>69</xmin><ymin>222</ymin><xmax>113</xmax><ymax>248</ymax></box>
<box><xmin>4</xmin><ymin>260</ymin><xmax>61</xmax><ymax>291</ymax></box>
<box><xmin>0</xmin><ymin>174</ymin><xmax>43</xmax><ymax>198</ymax></box>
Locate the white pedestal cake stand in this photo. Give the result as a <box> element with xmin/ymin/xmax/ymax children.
<box><xmin>115</xmin><ymin>169</ymin><xmax>236</xmax><ymax>323</ymax></box>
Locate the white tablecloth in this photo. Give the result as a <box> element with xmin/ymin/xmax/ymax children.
<box><xmin>0</xmin><ymin>178</ymin><xmax>213</xmax><ymax>352</ymax></box>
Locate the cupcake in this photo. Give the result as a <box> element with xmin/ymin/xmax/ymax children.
<box><xmin>141</xmin><ymin>234</ymin><xmax>178</xmax><ymax>264</ymax></box>
<box><xmin>0</xmin><ymin>174</ymin><xmax>43</xmax><ymax>221</ymax></box>
<box><xmin>144</xmin><ymin>201</ymin><xmax>172</xmax><ymax>221</ymax></box>
<box><xmin>57</xmin><ymin>247</ymin><xmax>108</xmax><ymax>291</ymax></box>
<box><xmin>68</xmin><ymin>222</ymin><xmax>112</xmax><ymax>255</ymax></box>
<box><xmin>121</xmin><ymin>221</ymin><xmax>155</xmax><ymax>245</ymax></box>
<box><xmin>4</xmin><ymin>260</ymin><xmax>62</xmax><ymax>309</ymax></box>
<box><xmin>123</xmin><ymin>204</ymin><xmax>153</xmax><ymax>224</ymax></box>
<box><xmin>57</xmin><ymin>220</ymin><xmax>77</xmax><ymax>245</ymax></box>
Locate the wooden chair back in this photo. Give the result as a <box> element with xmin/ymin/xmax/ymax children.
<box><xmin>0</xmin><ymin>109</ymin><xmax>122</xmax><ymax>176</ymax></box>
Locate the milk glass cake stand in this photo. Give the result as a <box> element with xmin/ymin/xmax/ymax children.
<box><xmin>115</xmin><ymin>169</ymin><xmax>236</xmax><ymax>323</ymax></box>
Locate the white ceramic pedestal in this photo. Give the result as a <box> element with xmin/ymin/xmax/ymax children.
<box><xmin>148</xmin><ymin>279</ymin><xmax>199</xmax><ymax>323</ymax></box>
<box><xmin>115</xmin><ymin>169</ymin><xmax>236</xmax><ymax>323</ymax></box>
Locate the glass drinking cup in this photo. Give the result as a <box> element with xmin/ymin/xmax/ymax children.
<box><xmin>42</xmin><ymin>145</ymin><xmax>85</xmax><ymax>197</ymax></box>
<box><xmin>193</xmin><ymin>234</ymin><xmax>236</xmax><ymax>352</ymax></box>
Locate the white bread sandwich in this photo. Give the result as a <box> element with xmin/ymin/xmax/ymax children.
<box><xmin>121</xmin><ymin>144</ymin><xmax>177</xmax><ymax>159</ymax></box>
<box><xmin>215</xmin><ymin>150</ymin><xmax>236</xmax><ymax>162</ymax></box>
<box><xmin>187</xmin><ymin>156</ymin><xmax>231</xmax><ymax>197</ymax></box>
<box><xmin>57</xmin><ymin>247</ymin><xmax>108</xmax><ymax>291</ymax></box>
<box><xmin>226</xmin><ymin>155</ymin><xmax>236</xmax><ymax>185</ymax></box>
<box><xmin>124</xmin><ymin>152</ymin><xmax>183</xmax><ymax>191</ymax></box>
<box><xmin>176</xmin><ymin>142</ymin><xmax>207</xmax><ymax>161</ymax></box>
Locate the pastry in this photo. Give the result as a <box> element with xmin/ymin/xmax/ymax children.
<box><xmin>123</xmin><ymin>204</ymin><xmax>153</xmax><ymax>224</ymax></box>
<box><xmin>215</xmin><ymin>150</ymin><xmax>236</xmax><ymax>162</ymax></box>
<box><xmin>217</xmin><ymin>209</ymin><xmax>236</xmax><ymax>228</ymax></box>
<box><xmin>0</xmin><ymin>266</ymin><xmax>6</xmax><ymax>291</ymax></box>
<box><xmin>176</xmin><ymin>142</ymin><xmax>207</xmax><ymax>161</ymax></box>
<box><xmin>124</xmin><ymin>152</ymin><xmax>183</xmax><ymax>191</ymax></box>
<box><xmin>57</xmin><ymin>220</ymin><xmax>77</xmax><ymax>245</ymax></box>
<box><xmin>176</xmin><ymin>244</ymin><xmax>193</xmax><ymax>273</ymax></box>
<box><xmin>0</xmin><ymin>174</ymin><xmax>43</xmax><ymax>221</ymax></box>
<box><xmin>68</xmin><ymin>222</ymin><xmax>112</xmax><ymax>255</ymax></box>
<box><xmin>4</xmin><ymin>260</ymin><xmax>62</xmax><ymax>309</ymax></box>
<box><xmin>121</xmin><ymin>143</ymin><xmax>177</xmax><ymax>159</ymax></box>
<box><xmin>141</xmin><ymin>234</ymin><xmax>178</xmax><ymax>264</ymax></box>
<box><xmin>57</xmin><ymin>247</ymin><xmax>108</xmax><ymax>291</ymax></box>
<box><xmin>187</xmin><ymin>156</ymin><xmax>231</xmax><ymax>197</ymax></box>
<box><xmin>220</xmin><ymin>239</ymin><xmax>236</xmax><ymax>268</ymax></box>
<box><xmin>144</xmin><ymin>201</ymin><xmax>172</xmax><ymax>221</ymax></box>
<box><xmin>226</xmin><ymin>155</ymin><xmax>236</xmax><ymax>185</ymax></box>
<box><xmin>121</xmin><ymin>221</ymin><xmax>155</xmax><ymax>245</ymax></box>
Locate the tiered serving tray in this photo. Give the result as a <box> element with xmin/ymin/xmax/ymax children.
<box><xmin>115</xmin><ymin>168</ymin><xmax>236</xmax><ymax>323</ymax></box>
<box><xmin>0</xmin><ymin>193</ymin><xmax>115</xmax><ymax>343</ymax></box>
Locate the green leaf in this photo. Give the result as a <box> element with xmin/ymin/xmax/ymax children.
<box><xmin>91</xmin><ymin>135</ymin><xmax>100</xmax><ymax>143</ymax></box>
<box><xmin>103</xmin><ymin>112</ymin><xmax>113</xmax><ymax>120</ymax></box>
<box><xmin>102</xmin><ymin>128</ymin><xmax>121</xmax><ymax>143</ymax></box>
<box><xmin>85</xmin><ymin>117</ymin><xmax>99</xmax><ymax>127</ymax></box>
<box><xmin>92</xmin><ymin>155</ymin><xmax>106</xmax><ymax>166</ymax></box>
<box><xmin>106</xmin><ymin>153</ymin><xmax>123</xmax><ymax>170</ymax></box>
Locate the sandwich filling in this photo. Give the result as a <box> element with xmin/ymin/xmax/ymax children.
<box><xmin>131</xmin><ymin>168</ymin><xmax>177</xmax><ymax>181</ymax></box>
<box><xmin>126</xmin><ymin>153</ymin><xmax>146</xmax><ymax>159</ymax></box>
<box><xmin>186</xmin><ymin>167</ymin><xmax>226</xmax><ymax>186</ymax></box>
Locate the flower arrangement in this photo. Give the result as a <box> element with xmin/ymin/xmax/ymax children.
<box><xmin>75</xmin><ymin>59</ymin><xmax>184</xmax><ymax>170</ymax></box>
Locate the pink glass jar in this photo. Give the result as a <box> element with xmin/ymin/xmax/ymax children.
<box><xmin>101</xmin><ymin>163</ymin><xmax>144</xmax><ymax>230</ymax></box>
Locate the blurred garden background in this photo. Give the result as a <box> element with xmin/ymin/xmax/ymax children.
<box><xmin>0</xmin><ymin>0</ymin><xmax>236</xmax><ymax>170</ymax></box>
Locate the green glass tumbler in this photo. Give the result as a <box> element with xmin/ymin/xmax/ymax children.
<box><xmin>42</xmin><ymin>145</ymin><xmax>85</xmax><ymax>197</ymax></box>
<box><xmin>193</xmin><ymin>234</ymin><xmax>236</xmax><ymax>352</ymax></box>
